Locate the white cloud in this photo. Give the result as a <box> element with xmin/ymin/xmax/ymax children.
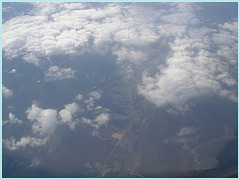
<box><xmin>220</xmin><ymin>21</ymin><xmax>238</xmax><ymax>33</ymax></box>
<box><xmin>2</xmin><ymin>3</ymin><xmax>237</xmax><ymax>114</ymax></box>
<box><xmin>59</xmin><ymin>102</ymin><xmax>79</xmax><ymax>130</ymax></box>
<box><xmin>94</xmin><ymin>113</ymin><xmax>110</xmax><ymax>126</ymax></box>
<box><xmin>3</xmin><ymin>113</ymin><xmax>22</xmax><ymax>125</ymax></box>
<box><xmin>113</xmin><ymin>47</ymin><xmax>147</xmax><ymax>65</ymax></box>
<box><xmin>45</xmin><ymin>66</ymin><xmax>75</xmax><ymax>81</ymax></box>
<box><xmin>84</xmin><ymin>91</ymin><xmax>102</xmax><ymax>111</ymax></box>
<box><xmin>75</xmin><ymin>94</ymin><xmax>83</xmax><ymax>101</ymax></box>
<box><xmin>9</xmin><ymin>69</ymin><xmax>17</xmax><ymax>74</ymax></box>
<box><xmin>138</xmin><ymin>19</ymin><xmax>238</xmax><ymax>113</ymax></box>
<box><xmin>160</xmin><ymin>3</ymin><xmax>200</xmax><ymax>25</ymax></box>
<box><xmin>22</xmin><ymin>53</ymin><xmax>41</xmax><ymax>66</ymax></box>
<box><xmin>2</xmin><ymin>3</ymin><xmax>161</xmax><ymax>64</ymax></box>
<box><xmin>3</xmin><ymin>136</ymin><xmax>48</xmax><ymax>151</ymax></box>
<box><xmin>89</xmin><ymin>90</ymin><xmax>101</xmax><ymax>99</ymax></box>
<box><xmin>82</xmin><ymin>112</ymin><xmax>110</xmax><ymax>129</ymax></box>
<box><xmin>26</xmin><ymin>104</ymin><xmax>58</xmax><ymax>136</ymax></box>
<box><xmin>2</xmin><ymin>85</ymin><xmax>13</xmax><ymax>97</ymax></box>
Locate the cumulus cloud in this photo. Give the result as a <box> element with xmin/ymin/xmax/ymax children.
<box><xmin>113</xmin><ymin>47</ymin><xmax>147</xmax><ymax>65</ymax></box>
<box><xmin>26</xmin><ymin>104</ymin><xmax>58</xmax><ymax>136</ymax></box>
<box><xmin>161</xmin><ymin>3</ymin><xmax>199</xmax><ymax>25</ymax></box>
<box><xmin>2</xmin><ymin>85</ymin><xmax>13</xmax><ymax>97</ymax></box>
<box><xmin>3</xmin><ymin>136</ymin><xmax>48</xmax><ymax>151</ymax></box>
<box><xmin>82</xmin><ymin>112</ymin><xmax>110</xmax><ymax>129</ymax></box>
<box><xmin>94</xmin><ymin>113</ymin><xmax>110</xmax><ymax>126</ymax></box>
<box><xmin>138</xmin><ymin>19</ymin><xmax>238</xmax><ymax>113</ymax></box>
<box><xmin>3</xmin><ymin>113</ymin><xmax>22</xmax><ymax>125</ymax></box>
<box><xmin>45</xmin><ymin>66</ymin><xmax>75</xmax><ymax>81</ymax></box>
<box><xmin>2</xmin><ymin>2</ymin><xmax>237</xmax><ymax>114</ymax></box>
<box><xmin>84</xmin><ymin>91</ymin><xmax>102</xmax><ymax>111</ymax></box>
<box><xmin>75</xmin><ymin>94</ymin><xmax>83</xmax><ymax>101</ymax></box>
<box><xmin>25</xmin><ymin>101</ymin><xmax>82</xmax><ymax>135</ymax></box>
<box><xmin>59</xmin><ymin>102</ymin><xmax>79</xmax><ymax>130</ymax></box>
<box><xmin>2</xmin><ymin>3</ymin><xmax>161</xmax><ymax>64</ymax></box>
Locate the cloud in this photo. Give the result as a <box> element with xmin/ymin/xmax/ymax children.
<box><xmin>94</xmin><ymin>113</ymin><xmax>110</xmax><ymax>126</ymax></box>
<box><xmin>75</xmin><ymin>94</ymin><xmax>83</xmax><ymax>101</ymax></box>
<box><xmin>2</xmin><ymin>85</ymin><xmax>13</xmax><ymax>97</ymax></box>
<box><xmin>26</xmin><ymin>104</ymin><xmax>58</xmax><ymax>136</ymax></box>
<box><xmin>113</xmin><ymin>47</ymin><xmax>147</xmax><ymax>65</ymax></box>
<box><xmin>26</xmin><ymin>101</ymin><xmax>81</xmax><ymax>135</ymax></box>
<box><xmin>138</xmin><ymin>19</ymin><xmax>238</xmax><ymax>113</ymax></box>
<box><xmin>45</xmin><ymin>66</ymin><xmax>75</xmax><ymax>81</ymax></box>
<box><xmin>59</xmin><ymin>102</ymin><xmax>79</xmax><ymax>130</ymax></box>
<box><xmin>163</xmin><ymin>127</ymin><xmax>199</xmax><ymax>144</ymax></box>
<box><xmin>82</xmin><ymin>112</ymin><xmax>110</xmax><ymax>129</ymax></box>
<box><xmin>84</xmin><ymin>91</ymin><xmax>102</xmax><ymax>111</ymax></box>
<box><xmin>9</xmin><ymin>69</ymin><xmax>17</xmax><ymax>74</ymax></box>
<box><xmin>3</xmin><ymin>113</ymin><xmax>22</xmax><ymax>125</ymax></box>
<box><xmin>2</xmin><ymin>3</ymin><xmax>161</xmax><ymax>64</ymax></box>
<box><xmin>177</xmin><ymin>127</ymin><xmax>197</xmax><ymax>136</ymax></box>
<box><xmin>2</xmin><ymin>3</ymin><xmax>237</xmax><ymax>115</ymax></box>
<box><xmin>30</xmin><ymin>157</ymin><xmax>42</xmax><ymax>168</ymax></box>
<box><xmin>3</xmin><ymin>136</ymin><xmax>48</xmax><ymax>151</ymax></box>
<box><xmin>22</xmin><ymin>53</ymin><xmax>41</xmax><ymax>66</ymax></box>
<box><xmin>160</xmin><ymin>3</ymin><xmax>199</xmax><ymax>25</ymax></box>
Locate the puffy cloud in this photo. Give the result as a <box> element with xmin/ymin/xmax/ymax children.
<box><xmin>89</xmin><ymin>91</ymin><xmax>101</xmax><ymax>99</ymax></box>
<box><xmin>3</xmin><ymin>113</ymin><xmax>22</xmax><ymax>125</ymax></box>
<box><xmin>2</xmin><ymin>3</ymin><xmax>237</xmax><ymax>115</ymax></box>
<box><xmin>22</xmin><ymin>53</ymin><xmax>41</xmax><ymax>66</ymax></box>
<box><xmin>2</xmin><ymin>3</ymin><xmax>161</xmax><ymax>64</ymax></box>
<box><xmin>3</xmin><ymin>136</ymin><xmax>48</xmax><ymax>151</ymax></box>
<box><xmin>84</xmin><ymin>91</ymin><xmax>102</xmax><ymax>111</ymax></box>
<box><xmin>75</xmin><ymin>94</ymin><xmax>83</xmax><ymax>101</ymax></box>
<box><xmin>26</xmin><ymin>104</ymin><xmax>58</xmax><ymax>136</ymax></box>
<box><xmin>94</xmin><ymin>113</ymin><xmax>110</xmax><ymax>126</ymax></box>
<box><xmin>161</xmin><ymin>3</ymin><xmax>199</xmax><ymax>25</ymax></box>
<box><xmin>113</xmin><ymin>47</ymin><xmax>147</xmax><ymax>65</ymax></box>
<box><xmin>138</xmin><ymin>19</ymin><xmax>237</xmax><ymax>113</ymax></box>
<box><xmin>82</xmin><ymin>112</ymin><xmax>110</xmax><ymax>129</ymax></box>
<box><xmin>220</xmin><ymin>21</ymin><xmax>238</xmax><ymax>33</ymax></box>
<box><xmin>45</xmin><ymin>66</ymin><xmax>75</xmax><ymax>81</ymax></box>
<box><xmin>2</xmin><ymin>85</ymin><xmax>13</xmax><ymax>97</ymax></box>
<box><xmin>59</xmin><ymin>102</ymin><xmax>79</xmax><ymax>130</ymax></box>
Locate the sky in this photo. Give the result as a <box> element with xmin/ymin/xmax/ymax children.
<box><xmin>2</xmin><ymin>2</ymin><xmax>238</xmax><ymax>178</ymax></box>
